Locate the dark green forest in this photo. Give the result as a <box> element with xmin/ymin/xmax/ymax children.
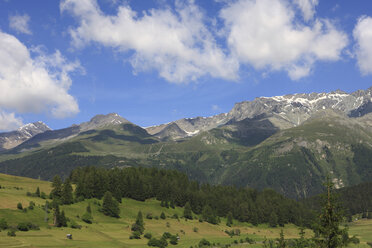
<box><xmin>68</xmin><ymin>166</ymin><xmax>314</xmax><ymax>227</ymax></box>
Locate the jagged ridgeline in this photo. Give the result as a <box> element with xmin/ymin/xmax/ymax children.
<box><xmin>69</xmin><ymin>166</ymin><xmax>314</xmax><ymax>227</ymax></box>
<box><xmin>2</xmin><ymin>88</ymin><xmax>372</xmax><ymax>199</ymax></box>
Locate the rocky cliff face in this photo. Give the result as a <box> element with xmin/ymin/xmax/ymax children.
<box><xmin>0</xmin><ymin>122</ymin><xmax>51</xmax><ymax>150</ymax></box>
<box><xmin>146</xmin><ymin>87</ymin><xmax>372</xmax><ymax>140</ymax></box>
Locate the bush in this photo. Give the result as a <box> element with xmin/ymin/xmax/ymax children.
<box><xmin>148</xmin><ymin>237</ymin><xmax>168</xmax><ymax>247</ymax></box>
<box><xmin>144</xmin><ymin>232</ymin><xmax>152</xmax><ymax>239</ymax></box>
<box><xmin>160</xmin><ymin>212</ymin><xmax>166</xmax><ymax>220</ymax></box>
<box><xmin>70</xmin><ymin>220</ymin><xmax>82</xmax><ymax>229</ymax></box>
<box><xmin>7</xmin><ymin>230</ymin><xmax>16</xmax><ymax>236</ymax></box>
<box><xmin>193</xmin><ymin>227</ymin><xmax>198</xmax><ymax>233</ymax></box>
<box><xmin>0</xmin><ymin>218</ymin><xmax>8</xmax><ymax>230</ymax></box>
<box><xmin>28</xmin><ymin>201</ymin><xmax>35</xmax><ymax>210</ymax></box>
<box><xmin>17</xmin><ymin>202</ymin><xmax>23</xmax><ymax>210</ymax></box>
<box><xmin>130</xmin><ymin>230</ymin><xmax>141</xmax><ymax>239</ymax></box>
<box><xmin>172</xmin><ymin>213</ymin><xmax>179</xmax><ymax>220</ymax></box>
<box><xmin>169</xmin><ymin>235</ymin><xmax>178</xmax><ymax>245</ymax></box>
<box><xmin>82</xmin><ymin>212</ymin><xmax>93</xmax><ymax>224</ymax></box>
<box><xmin>162</xmin><ymin>232</ymin><xmax>172</xmax><ymax>239</ymax></box>
<box><xmin>146</xmin><ymin>213</ymin><xmax>153</xmax><ymax>219</ymax></box>
<box><xmin>17</xmin><ymin>223</ymin><xmax>29</xmax><ymax>231</ymax></box>
<box><xmin>199</xmin><ymin>238</ymin><xmax>211</xmax><ymax>247</ymax></box>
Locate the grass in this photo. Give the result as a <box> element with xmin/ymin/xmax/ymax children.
<box><xmin>0</xmin><ymin>173</ymin><xmax>371</xmax><ymax>248</ymax></box>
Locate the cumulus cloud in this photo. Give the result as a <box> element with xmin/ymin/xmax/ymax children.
<box><xmin>353</xmin><ymin>16</ymin><xmax>372</xmax><ymax>75</ymax></box>
<box><xmin>9</xmin><ymin>14</ymin><xmax>32</xmax><ymax>35</ymax></box>
<box><xmin>60</xmin><ymin>0</ymin><xmax>238</xmax><ymax>83</ymax></box>
<box><xmin>0</xmin><ymin>31</ymin><xmax>80</xmax><ymax>118</ymax></box>
<box><xmin>220</xmin><ymin>0</ymin><xmax>348</xmax><ymax>80</ymax></box>
<box><xmin>0</xmin><ymin>111</ymin><xmax>23</xmax><ymax>131</ymax></box>
<box><xmin>293</xmin><ymin>0</ymin><xmax>318</xmax><ymax>21</ymax></box>
<box><xmin>61</xmin><ymin>0</ymin><xmax>348</xmax><ymax>82</ymax></box>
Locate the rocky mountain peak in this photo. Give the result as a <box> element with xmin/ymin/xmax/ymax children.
<box><xmin>18</xmin><ymin>121</ymin><xmax>51</xmax><ymax>138</ymax></box>
<box><xmin>0</xmin><ymin>121</ymin><xmax>51</xmax><ymax>150</ymax></box>
<box><xmin>80</xmin><ymin>113</ymin><xmax>130</xmax><ymax>131</ymax></box>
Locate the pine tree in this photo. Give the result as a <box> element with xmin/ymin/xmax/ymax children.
<box><xmin>277</xmin><ymin>229</ymin><xmax>286</xmax><ymax>248</ymax></box>
<box><xmin>102</xmin><ymin>191</ymin><xmax>120</xmax><ymax>218</ymax></box>
<box><xmin>269</xmin><ymin>212</ymin><xmax>278</xmax><ymax>228</ymax></box>
<box><xmin>35</xmin><ymin>187</ymin><xmax>40</xmax><ymax>197</ymax></box>
<box><xmin>60</xmin><ymin>210</ymin><xmax>67</xmax><ymax>227</ymax></box>
<box><xmin>226</xmin><ymin>212</ymin><xmax>233</xmax><ymax>227</ymax></box>
<box><xmin>87</xmin><ymin>203</ymin><xmax>92</xmax><ymax>214</ymax></box>
<box><xmin>202</xmin><ymin>205</ymin><xmax>217</xmax><ymax>224</ymax></box>
<box><xmin>131</xmin><ymin>211</ymin><xmax>145</xmax><ymax>234</ymax></box>
<box><xmin>183</xmin><ymin>202</ymin><xmax>193</xmax><ymax>220</ymax></box>
<box><xmin>50</xmin><ymin>175</ymin><xmax>63</xmax><ymax>200</ymax></box>
<box><xmin>313</xmin><ymin>177</ymin><xmax>352</xmax><ymax>248</ymax></box>
<box><xmin>61</xmin><ymin>178</ymin><xmax>73</xmax><ymax>205</ymax></box>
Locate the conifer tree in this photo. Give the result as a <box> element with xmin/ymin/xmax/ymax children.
<box><xmin>183</xmin><ymin>202</ymin><xmax>193</xmax><ymax>220</ymax></box>
<box><xmin>226</xmin><ymin>212</ymin><xmax>233</xmax><ymax>227</ymax></box>
<box><xmin>50</xmin><ymin>175</ymin><xmax>63</xmax><ymax>200</ymax></box>
<box><xmin>102</xmin><ymin>191</ymin><xmax>120</xmax><ymax>218</ymax></box>
<box><xmin>269</xmin><ymin>212</ymin><xmax>278</xmax><ymax>227</ymax></box>
<box><xmin>35</xmin><ymin>187</ymin><xmax>40</xmax><ymax>197</ymax></box>
<box><xmin>313</xmin><ymin>177</ymin><xmax>352</xmax><ymax>248</ymax></box>
<box><xmin>61</xmin><ymin>178</ymin><xmax>73</xmax><ymax>205</ymax></box>
<box><xmin>277</xmin><ymin>229</ymin><xmax>286</xmax><ymax>248</ymax></box>
<box><xmin>131</xmin><ymin>211</ymin><xmax>145</xmax><ymax>234</ymax></box>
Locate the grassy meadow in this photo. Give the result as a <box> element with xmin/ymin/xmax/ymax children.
<box><xmin>0</xmin><ymin>173</ymin><xmax>371</xmax><ymax>248</ymax></box>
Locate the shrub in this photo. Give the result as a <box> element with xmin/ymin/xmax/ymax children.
<box><xmin>160</xmin><ymin>212</ymin><xmax>166</xmax><ymax>219</ymax></box>
<box><xmin>199</xmin><ymin>238</ymin><xmax>211</xmax><ymax>247</ymax></box>
<box><xmin>82</xmin><ymin>212</ymin><xmax>93</xmax><ymax>224</ymax></box>
<box><xmin>7</xmin><ymin>230</ymin><xmax>16</xmax><ymax>236</ymax></box>
<box><xmin>70</xmin><ymin>220</ymin><xmax>82</xmax><ymax>229</ymax></box>
<box><xmin>193</xmin><ymin>227</ymin><xmax>198</xmax><ymax>233</ymax></box>
<box><xmin>17</xmin><ymin>223</ymin><xmax>29</xmax><ymax>231</ymax></box>
<box><xmin>146</xmin><ymin>213</ymin><xmax>153</xmax><ymax>219</ymax></box>
<box><xmin>162</xmin><ymin>232</ymin><xmax>172</xmax><ymax>239</ymax></box>
<box><xmin>169</xmin><ymin>235</ymin><xmax>178</xmax><ymax>245</ymax></box>
<box><xmin>0</xmin><ymin>218</ymin><xmax>8</xmax><ymax>230</ymax></box>
<box><xmin>28</xmin><ymin>201</ymin><xmax>35</xmax><ymax>210</ymax></box>
<box><xmin>130</xmin><ymin>230</ymin><xmax>141</xmax><ymax>239</ymax></box>
<box><xmin>148</xmin><ymin>237</ymin><xmax>168</xmax><ymax>247</ymax></box>
<box><xmin>17</xmin><ymin>202</ymin><xmax>23</xmax><ymax>210</ymax></box>
<box><xmin>144</xmin><ymin>232</ymin><xmax>152</xmax><ymax>239</ymax></box>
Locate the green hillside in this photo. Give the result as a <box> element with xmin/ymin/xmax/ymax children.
<box><xmin>2</xmin><ymin>111</ymin><xmax>372</xmax><ymax>199</ymax></box>
<box><xmin>0</xmin><ymin>173</ymin><xmax>324</xmax><ymax>248</ymax></box>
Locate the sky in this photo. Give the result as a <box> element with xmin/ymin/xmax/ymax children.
<box><xmin>0</xmin><ymin>0</ymin><xmax>372</xmax><ymax>131</ymax></box>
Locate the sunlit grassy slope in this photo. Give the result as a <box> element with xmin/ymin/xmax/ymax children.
<box><xmin>0</xmin><ymin>173</ymin><xmax>371</xmax><ymax>248</ymax></box>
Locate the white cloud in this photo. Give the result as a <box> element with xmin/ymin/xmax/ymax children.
<box><xmin>9</xmin><ymin>14</ymin><xmax>32</xmax><ymax>35</ymax></box>
<box><xmin>0</xmin><ymin>31</ymin><xmax>80</xmax><ymax>118</ymax></box>
<box><xmin>353</xmin><ymin>16</ymin><xmax>372</xmax><ymax>75</ymax></box>
<box><xmin>220</xmin><ymin>0</ymin><xmax>348</xmax><ymax>80</ymax></box>
<box><xmin>0</xmin><ymin>110</ymin><xmax>23</xmax><ymax>131</ymax></box>
<box><xmin>60</xmin><ymin>0</ymin><xmax>239</xmax><ymax>83</ymax></box>
<box><xmin>293</xmin><ymin>0</ymin><xmax>318</xmax><ymax>21</ymax></box>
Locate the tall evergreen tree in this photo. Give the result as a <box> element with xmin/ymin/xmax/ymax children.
<box><xmin>202</xmin><ymin>205</ymin><xmax>218</xmax><ymax>224</ymax></box>
<box><xmin>131</xmin><ymin>211</ymin><xmax>145</xmax><ymax>234</ymax></box>
<box><xmin>50</xmin><ymin>175</ymin><xmax>63</xmax><ymax>200</ymax></box>
<box><xmin>226</xmin><ymin>212</ymin><xmax>233</xmax><ymax>227</ymax></box>
<box><xmin>35</xmin><ymin>187</ymin><xmax>40</xmax><ymax>197</ymax></box>
<box><xmin>183</xmin><ymin>202</ymin><xmax>193</xmax><ymax>220</ymax></box>
<box><xmin>61</xmin><ymin>178</ymin><xmax>73</xmax><ymax>205</ymax></box>
<box><xmin>269</xmin><ymin>212</ymin><xmax>278</xmax><ymax>228</ymax></box>
<box><xmin>313</xmin><ymin>177</ymin><xmax>351</xmax><ymax>248</ymax></box>
<box><xmin>102</xmin><ymin>191</ymin><xmax>120</xmax><ymax>218</ymax></box>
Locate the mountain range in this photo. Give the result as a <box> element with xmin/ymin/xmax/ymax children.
<box><xmin>1</xmin><ymin>87</ymin><xmax>372</xmax><ymax>199</ymax></box>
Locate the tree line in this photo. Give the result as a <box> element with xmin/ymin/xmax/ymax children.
<box><xmin>66</xmin><ymin>166</ymin><xmax>314</xmax><ymax>226</ymax></box>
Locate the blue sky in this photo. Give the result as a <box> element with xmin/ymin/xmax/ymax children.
<box><xmin>0</xmin><ymin>0</ymin><xmax>372</xmax><ymax>131</ymax></box>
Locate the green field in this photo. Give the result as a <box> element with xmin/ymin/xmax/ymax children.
<box><xmin>0</xmin><ymin>173</ymin><xmax>370</xmax><ymax>248</ymax></box>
